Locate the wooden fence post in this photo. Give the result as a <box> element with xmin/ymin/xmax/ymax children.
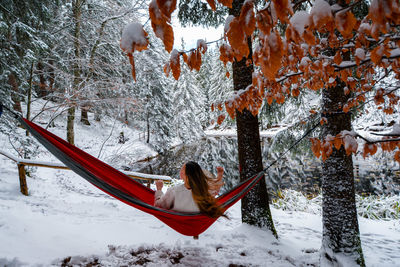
<box><xmin>17</xmin><ymin>163</ymin><xmax>29</xmax><ymax>196</ymax></box>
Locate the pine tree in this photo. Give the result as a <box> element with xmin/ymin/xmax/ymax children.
<box><xmin>172</xmin><ymin>54</ymin><xmax>205</xmax><ymax>142</ymax></box>
<box><xmin>133</xmin><ymin>34</ymin><xmax>176</xmax><ymax>152</ymax></box>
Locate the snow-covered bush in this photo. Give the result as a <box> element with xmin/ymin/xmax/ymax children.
<box><xmin>272</xmin><ymin>189</ymin><xmax>400</xmax><ymax>220</ymax></box>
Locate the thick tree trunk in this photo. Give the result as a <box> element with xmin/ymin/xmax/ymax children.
<box><xmin>230</xmin><ymin>0</ymin><xmax>277</xmax><ymax>237</ymax></box>
<box><xmin>321</xmin><ymin>80</ymin><xmax>365</xmax><ymax>266</ymax></box>
<box><xmin>320</xmin><ymin>1</ymin><xmax>365</xmax><ymax>264</ymax></box>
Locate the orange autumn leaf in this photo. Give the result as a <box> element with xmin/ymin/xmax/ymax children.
<box><xmin>272</xmin><ymin>0</ymin><xmax>293</xmax><ymax>23</ymax></box>
<box><xmin>384</xmin><ymin>107</ymin><xmax>394</xmax><ymax>114</ymax></box>
<box><xmin>219</xmin><ymin>43</ymin><xmax>234</xmax><ymax>66</ymax></box>
<box><xmin>335</xmin><ymin>10</ymin><xmax>357</xmax><ymax>38</ymax></box>
<box><xmin>169</xmin><ymin>49</ymin><xmax>181</xmax><ymax>80</ymax></box>
<box><xmin>309</xmin><ymin>0</ymin><xmax>334</xmax><ymax>32</ymax></box>
<box><xmin>374</xmin><ymin>88</ymin><xmax>385</xmax><ymax>105</ymax></box>
<box><xmin>256</xmin><ymin>9</ymin><xmax>273</xmax><ymax>35</ymax></box>
<box><xmin>239</xmin><ymin>0</ymin><xmax>256</xmax><ymax>36</ymax></box>
<box><xmin>333</xmin><ymin>51</ymin><xmax>342</xmax><ymax>65</ymax></box>
<box><xmin>182</xmin><ymin>52</ymin><xmax>188</xmax><ymax>64</ymax></box>
<box><xmin>380</xmin><ymin>141</ymin><xmax>391</xmax><ymax>152</ymax></box>
<box><xmin>259</xmin><ymin>31</ymin><xmax>284</xmax><ymax>80</ymax></box>
<box><xmin>149</xmin><ymin>0</ymin><xmax>165</xmax><ymax>24</ymax></box>
<box><xmin>321</xmin><ymin>140</ymin><xmax>333</xmax><ymax>161</ymax></box>
<box><xmin>195</xmin><ymin>49</ymin><xmax>202</xmax><ymax>71</ymax></box>
<box><xmin>368</xmin><ymin>0</ymin><xmax>400</xmax><ymax>39</ymax></box>
<box><xmin>267</xmin><ymin>95</ymin><xmax>273</xmax><ymax>105</ymax></box>
<box><xmin>206</xmin><ymin>0</ymin><xmax>216</xmax><ymax>10</ymax></box>
<box><xmin>156</xmin><ymin>0</ymin><xmax>176</xmax><ymax>18</ymax></box>
<box><xmin>371</xmin><ymin>45</ymin><xmax>385</xmax><ymax>65</ymax></box>
<box><xmin>362</xmin><ymin>143</ymin><xmax>378</xmax><ymax>158</ymax></box>
<box><xmin>310</xmin><ymin>138</ymin><xmax>321</xmax><ymax>158</ymax></box>
<box><xmin>120</xmin><ymin>23</ymin><xmax>149</xmax><ymax>54</ymax></box>
<box><xmin>120</xmin><ymin>23</ymin><xmax>150</xmax><ymax>82</ymax></box>
<box><xmin>217</xmin><ymin>114</ymin><xmax>226</xmax><ymax>125</ymax></box>
<box><xmin>226</xmin><ymin>71</ymin><xmax>230</xmax><ymax>78</ymax></box>
<box><xmin>395</xmin><ymin>151</ymin><xmax>400</xmax><ymax>163</ymax></box>
<box><xmin>187</xmin><ymin>49</ymin><xmax>201</xmax><ymax>71</ymax></box>
<box><xmin>217</xmin><ymin>0</ymin><xmax>233</xmax><ymax>8</ymax></box>
<box><xmin>161</xmin><ymin>22</ymin><xmax>174</xmax><ymax>53</ymax></box>
<box><xmin>333</xmin><ymin>136</ymin><xmax>342</xmax><ymax>150</ymax></box>
<box><xmin>149</xmin><ymin>0</ymin><xmax>174</xmax><ymax>52</ymax></box>
<box><xmin>225</xmin><ymin>101</ymin><xmax>236</xmax><ymax>119</ymax></box>
<box><xmin>343</xmin><ymin>103</ymin><xmax>351</xmax><ymax>113</ymax></box>
<box><xmin>292</xmin><ymin>88</ymin><xmax>300</xmax><ymax>97</ymax></box>
<box><xmin>226</xmin><ymin>17</ymin><xmax>249</xmax><ymax>60</ymax></box>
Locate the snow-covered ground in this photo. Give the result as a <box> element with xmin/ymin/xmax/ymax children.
<box><xmin>0</xmin><ymin>155</ymin><xmax>399</xmax><ymax>266</ymax></box>
<box><xmin>0</xmin><ymin>105</ymin><xmax>399</xmax><ymax>266</ymax></box>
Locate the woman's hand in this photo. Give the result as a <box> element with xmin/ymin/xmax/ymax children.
<box><xmin>155</xmin><ymin>180</ymin><xmax>164</xmax><ymax>191</ymax></box>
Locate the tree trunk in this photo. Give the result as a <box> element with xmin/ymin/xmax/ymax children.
<box><xmin>320</xmin><ymin>1</ymin><xmax>365</xmax><ymax>264</ymax></box>
<box><xmin>36</xmin><ymin>61</ymin><xmax>47</xmax><ymax>98</ymax></box>
<box><xmin>8</xmin><ymin>73</ymin><xmax>22</xmax><ymax>113</ymax></box>
<box><xmin>146</xmin><ymin>112</ymin><xmax>150</xmax><ymax>143</ymax></box>
<box><xmin>48</xmin><ymin>59</ymin><xmax>56</xmax><ymax>101</ymax></box>
<box><xmin>67</xmin><ymin>0</ymin><xmax>83</xmax><ymax>144</ymax></box>
<box><xmin>67</xmin><ymin>106</ymin><xmax>75</xmax><ymax>145</ymax></box>
<box><xmin>230</xmin><ymin>0</ymin><xmax>277</xmax><ymax>237</ymax></box>
<box><xmin>321</xmin><ymin>82</ymin><xmax>365</xmax><ymax>266</ymax></box>
<box><xmin>26</xmin><ymin>62</ymin><xmax>34</xmax><ymax>136</ymax></box>
<box><xmin>80</xmin><ymin>105</ymin><xmax>90</xmax><ymax>125</ymax></box>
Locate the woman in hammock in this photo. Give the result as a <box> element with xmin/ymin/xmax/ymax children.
<box><xmin>155</xmin><ymin>161</ymin><xmax>225</xmax><ymax>218</ymax></box>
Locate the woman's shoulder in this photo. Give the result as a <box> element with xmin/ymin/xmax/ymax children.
<box><xmin>169</xmin><ymin>183</ymin><xmax>188</xmax><ymax>192</ymax></box>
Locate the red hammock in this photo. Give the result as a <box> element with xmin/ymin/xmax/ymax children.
<box><xmin>20</xmin><ymin>118</ymin><xmax>265</xmax><ymax>237</ymax></box>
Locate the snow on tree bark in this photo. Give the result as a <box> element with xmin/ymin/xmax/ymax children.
<box><xmin>321</xmin><ymin>79</ymin><xmax>365</xmax><ymax>266</ymax></box>
<box><xmin>230</xmin><ymin>0</ymin><xmax>276</xmax><ymax>237</ymax></box>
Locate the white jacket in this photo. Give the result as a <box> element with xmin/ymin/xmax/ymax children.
<box><xmin>154</xmin><ymin>184</ymin><xmax>200</xmax><ymax>213</ymax></box>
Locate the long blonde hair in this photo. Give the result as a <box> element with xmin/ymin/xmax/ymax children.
<box><xmin>185</xmin><ymin>161</ymin><xmax>225</xmax><ymax>218</ymax></box>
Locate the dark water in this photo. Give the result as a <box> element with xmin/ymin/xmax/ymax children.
<box><xmin>130</xmin><ymin>135</ymin><xmax>400</xmax><ymax>197</ymax></box>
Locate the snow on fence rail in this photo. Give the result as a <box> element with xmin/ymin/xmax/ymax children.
<box><xmin>0</xmin><ymin>149</ymin><xmax>171</xmax><ymax>196</ymax></box>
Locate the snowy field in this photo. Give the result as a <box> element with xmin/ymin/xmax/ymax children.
<box><xmin>0</xmin><ymin>156</ymin><xmax>399</xmax><ymax>267</ymax></box>
<box><xmin>0</xmin><ymin>109</ymin><xmax>399</xmax><ymax>266</ymax></box>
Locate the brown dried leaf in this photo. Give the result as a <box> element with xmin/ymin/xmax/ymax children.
<box><xmin>170</xmin><ymin>49</ymin><xmax>181</xmax><ymax>80</ymax></box>
<box><xmin>206</xmin><ymin>0</ymin><xmax>216</xmax><ymax>11</ymax></box>
<box><xmin>310</xmin><ymin>138</ymin><xmax>321</xmax><ymax>158</ymax></box>
<box><xmin>239</xmin><ymin>0</ymin><xmax>256</xmax><ymax>36</ymax></box>
<box><xmin>217</xmin><ymin>0</ymin><xmax>233</xmax><ymax>8</ymax></box>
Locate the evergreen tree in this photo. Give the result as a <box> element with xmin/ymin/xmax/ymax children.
<box><xmin>172</xmin><ymin>54</ymin><xmax>205</xmax><ymax>142</ymax></box>
<box><xmin>133</xmin><ymin>34</ymin><xmax>176</xmax><ymax>152</ymax></box>
<box><xmin>208</xmin><ymin>46</ymin><xmax>235</xmax><ymax>128</ymax></box>
<box><xmin>0</xmin><ymin>0</ymin><xmax>59</xmax><ymax>157</ymax></box>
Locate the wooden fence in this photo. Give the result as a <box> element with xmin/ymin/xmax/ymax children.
<box><xmin>0</xmin><ymin>150</ymin><xmax>171</xmax><ymax>196</ymax></box>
